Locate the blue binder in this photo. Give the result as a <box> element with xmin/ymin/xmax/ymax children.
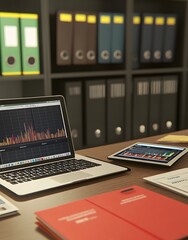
<box><xmin>98</xmin><ymin>13</ymin><xmax>112</xmax><ymax>64</ymax></box>
<box><xmin>111</xmin><ymin>13</ymin><xmax>125</xmax><ymax>63</ymax></box>
<box><xmin>140</xmin><ymin>14</ymin><xmax>154</xmax><ymax>63</ymax></box>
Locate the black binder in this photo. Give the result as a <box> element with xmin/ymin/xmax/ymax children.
<box><xmin>52</xmin><ymin>81</ymin><xmax>83</xmax><ymax>150</ymax></box>
<box><xmin>132</xmin><ymin>77</ymin><xmax>150</xmax><ymax>139</ymax></box>
<box><xmin>163</xmin><ymin>14</ymin><xmax>177</xmax><ymax>62</ymax></box>
<box><xmin>56</xmin><ymin>11</ymin><xmax>73</xmax><ymax>65</ymax></box>
<box><xmin>152</xmin><ymin>15</ymin><xmax>165</xmax><ymax>63</ymax></box>
<box><xmin>106</xmin><ymin>78</ymin><xmax>125</xmax><ymax>143</ymax></box>
<box><xmin>161</xmin><ymin>75</ymin><xmax>178</xmax><ymax>133</ymax></box>
<box><xmin>140</xmin><ymin>14</ymin><xmax>154</xmax><ymax>63</ymax></box>
<box><xmin>132</xmin><ymin>13</ymin><xmax>141</xmax><ymax>69</ymax></box>
<box><xmin>84</xmin><ymin>79</ymin><xmax>106</xmax><ymax>147</ymax></box>
<box><xmin>73</xmin><ymin>12</ymin><xmax>87</xmax><ymax>65</ymax></box>
<box><xmin>149</xmin><ymin>76</ymin><xmax>162</xmax><ymax>135</ymax></box>
<box><xmin>65</xmin><ymin>81</ymin><xmax>83</xmax><ymax>149</ymax></box>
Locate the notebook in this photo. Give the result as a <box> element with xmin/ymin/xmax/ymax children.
<box><xmin>0</xmin><ymin>95</ymin><xmax>128</xmax><ymax>196</ymax></box>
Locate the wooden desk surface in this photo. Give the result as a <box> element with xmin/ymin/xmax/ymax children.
<box><xmin>1</xmin><ymin>130</ymin><xmax>188</xmax><ymax>240</ymax></box>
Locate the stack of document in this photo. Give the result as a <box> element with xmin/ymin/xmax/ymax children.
<box><xmin>144</xmin><ymin>168</ymin><xmax>188</xmax><ymax>197</ymax></box>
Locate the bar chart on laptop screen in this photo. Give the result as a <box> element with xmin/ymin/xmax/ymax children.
<box><xmin>0</xmin><ymin>105</ymin><xmax>70</xmax><ymax>165</ymax></box>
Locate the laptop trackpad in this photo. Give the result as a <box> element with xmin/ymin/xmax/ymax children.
<box><xmin>51</xmin><ymin>171</ymin><xmax>93</xmax><ymax>183</ymax></box>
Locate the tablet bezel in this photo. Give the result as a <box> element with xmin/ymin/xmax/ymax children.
<box><xmin>107</xmin><ymin>142</ymin><xmax>188</xmax><ymax>166</ymax></box>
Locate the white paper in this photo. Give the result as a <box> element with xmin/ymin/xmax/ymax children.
<box><xmin>4</xmin><ymin>26</ymin><xmax>18</xmax><ymax>47</ymax></box>
<box><xmin>144</xmin><ymin>168</ymin><xmax>188</xmax><ymax>197</ymax></box>
<box><xmin>158</xmin><ymin>169</ymin><xmax>188</xmax><ymax>193</ymax></box>
<box><xmin>24</xmin><ymin>27</ymin><xmax>38</xmax><ymax>47</ymax></box>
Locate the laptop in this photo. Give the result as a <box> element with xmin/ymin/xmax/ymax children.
<box><xmin>0</xmin><ymin>95</ymin><xmax>128</xmax><ymax>196</ymax></box>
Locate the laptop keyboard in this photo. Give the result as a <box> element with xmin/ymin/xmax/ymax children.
<box><xmin>0</xmin><ymin>159</ymin><xmax>101</xmax><ymax>185</ymax></box>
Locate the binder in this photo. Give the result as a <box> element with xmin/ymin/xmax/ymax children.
<box><xmin>152</xmin><ymin>15</ymin><xmax>165</xmax><ymax>63</ymax></box>
<box><xmin>98</xmin><ymin>13</ymin><xmax>112</xmax><ymax>64</ymax></box>
<box><xmin>132</xmin><ymin>77</ymin><xmax>149</xmax><ymax>139</ymax></box>
<box><xmin>19</xmin><ymin>13</ymin><xmax>40</xmax><ymax>75</ymax></box>
<box><xmin>132</xmin><ymin>13</ymin><xmax>141</xmax><ymax>69</ymax></box>
<box><xmin>73</xmin><ymin>13</ymin><xmax>87</xmax><ymax>65</ymax></box>
<box><xmin>85</xmin><ymin>79</ymin><xmax>106</xmax><ymax>147</ymax></box>
<box><xmin>0</xmin><ymin>12</ymin><xmax>21</xmax><ymax>76</ymax></box>
<box><xmin>161</xmin><ymin>75</ymin><xmax>178</xmax><ymax>133</ymax></box>
<box><xmin>52</xmin><ymin>81</ymin><xmax>83</xmax><ymax>150</ymax></box>
<box><xmin>149</xmin><ymin>76</ymin><xmax>162</xmax><ymax>135</ymax></box>
<box><xmin>56</xmin><ymin>11</ymin><xmax>73</xmax><ymax>65</ymax></box>
<box><xmin>86</xmin><ymin>14</ymin><xmax>97</xmax><ymax>64</ymax></box>
<box><xmin>163</xmin><ymin>14</ymin><xmax>177</xmax><ymax>62</ymax></box>
<box><xmin>140</xmin><ymin>14</ymin><xmax>154</xmax><ymax>63</ymax></box>
<box><xmin>106</xmin><ymin>78</ymin><xmax>125</xmax><ymax>143</ymax></box>
<box><xmin>111</xmin><ymin>13</ymin><xmax>125</xmax><ymax>63</ymax></box>
<box><xmin>64</xmin><ymin>81</ymin><xmax>83</xmax><ymax>150</ymax></box>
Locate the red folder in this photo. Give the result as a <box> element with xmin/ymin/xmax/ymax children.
<box><xmin>35</xmin><ymin>186</ymin><xmax>188</xmax><ymax>240</ymax></box>
<box><xmin>36</xmin><ymin>198</ymin><xmax>156</xmax><ymax>240</ymax></box>
<box><xmin>89</xmin><ymin>185</ymin><xmax>188</xmax><ymax>240</ymax></box>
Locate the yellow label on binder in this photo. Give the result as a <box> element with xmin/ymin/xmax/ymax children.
<box><xmin>133</xmin><ymin>16</ymin><xmax>141</xmax><ymax>24</ymax></box>
<box><xmin>75</xmin><ymin>14</ymin><xmax>86</xmax><ymax>22</ymax></box>
<box><xmin>60</xmin><ymin>13</ymin><xmax>72</xmax><ymax>22</ymax></box>
<box><xmin>0</xmin><ymin>12</ymin><xmax>19</xmax><ymax>18</ymax></box>
<box><xmin>87</xmin><ymin>15</ymin><xmax>96</xmax><ymax>24</ymax></box>
<box><xmin>144</xmin><ymin>16</ymin><xmax>153</xmax><ymax>25</ymax></box>
<box><xmin>100</xmin><ymin>15</ymin><xmax>111</xmax><ymax>24</ymax></box>
<box><xmin>113</xmin><ymin>16</ymin><xmax>124</xmax><ymax>24</ymax></box>
<box><xmin>167</xmin><ymin>17</ymin><xmax>176</xmax><ymax>25</ymax></box>
<box><xmin>20</xmin><ymin>13</ymin><xmax>38</xmax><ymax>19</ymax></box>
<box><xmin>155</xmin><ymin>17</ymin><xmax>164</xmax><ymax>25</ymax></box>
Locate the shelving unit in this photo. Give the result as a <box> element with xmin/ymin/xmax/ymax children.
<box><xmin>0</xmin><ymin>0</ymin><xmax>187</xmax><ymax>148</ymax></box>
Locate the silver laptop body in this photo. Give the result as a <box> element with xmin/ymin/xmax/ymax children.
<box><xmin>0</xmin><ymin>95</ymin><xmax>128</xmax><ymax>196</ymax></box>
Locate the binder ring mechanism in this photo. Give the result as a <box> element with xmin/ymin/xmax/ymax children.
<box><xmin>115</xmin><ymin>127</ymin><xmax>122</xmax><ymax>135</ymax></box>
<box><xmin>7</xmin><ymin>56</ymin><xmax>15</xmax><ymax>66</ymax></box>
<box><xmin>95</xmin><ymin>129</ymin><xmax>101</xmax><ymax>138</ymax></box>
<box><xmin>113</xmin><ymin>50</ymin><xmax>122</xmax><ymax>60</ymax></box>
<box><xmin>143</xmin><ymin>50</ymin><xmax>151</xmax><ymax>60</ymax></box>
<box><xmin>152</xmin><ymin>123</ymin><xmax>159</xmax><ymax>131</ymax></box>
<box><xmin>101</xmin><ymin>50</ymin><xmax>109</xmax><ymax>60</ymax></box>
<box><xmin>166</xmin><ymin>121</ymin><xmax>173</xmax><ymax>129</ymax></box>
<box><xmin>139</xmin><ymin>125</ymin><xmax>146</xmax><ymax>133</ymax></box>
<box><xmin>154</xmin><ymin>50</ymin><xmax>161</xmax><ymax>60</ymax></box>
<box><xmin>28</xmin><ymin>57</ymin><xmax>36</xmax><ymax>66</ymax></box>
<box><xmin>71</xmin><ymin>129</ymin><xmax>78</xmax><ymax>139</ymax></box>
<box><xmin>60</xmin><ymin>50</ymin><xmax>69</xmax><ymax>61</ymax></box>
<box><xmin>165</xmin><ymin>50</ymin><xmax>173</xmax><ymax>60</ymax></box>
<box><xmin>87</xmin><ymin>50</ymin><xmax>95</xmax><ymax>61</ymax></box>
<box><xmin>75</xmin><ymin>50</ymin><xmax>84</xmax><ymax>60</ymax></box>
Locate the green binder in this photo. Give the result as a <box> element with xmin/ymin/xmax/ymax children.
<box><xmin>19</xmin><ymin>13</ymin><xmax>40</xmax><ymax>75</ymax></box>
<box><xmin>0</xmin><ymin>12</ymin><xmax>21</xmax><ymax>76</ymax></box>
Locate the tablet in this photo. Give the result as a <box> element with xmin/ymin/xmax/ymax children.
<box><xmin>108</xmin><ymin>142</ymin><xmax>188</xmax><ymax>166</ymax></box>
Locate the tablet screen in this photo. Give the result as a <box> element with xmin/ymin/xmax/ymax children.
<box><xmin>108</xmin><ymin>142</ymin><xmax>188</xmax><ymax>166</ymax></box>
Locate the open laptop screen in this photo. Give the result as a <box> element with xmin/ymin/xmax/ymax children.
<box><xmin>0</xmin><ymin>96</ymin><xmax>74</xmax><ymax>170</ymax></box>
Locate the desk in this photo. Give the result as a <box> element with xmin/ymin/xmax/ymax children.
<box><xmin>1</xmin><ymin>130</ymin><xmax>188</xmax><ymax>240</ymax></box>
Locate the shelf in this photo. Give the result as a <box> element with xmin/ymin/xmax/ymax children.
<box><xmin>132</xmin><ymin>67</ymin><xmax>184</xmax><ymax>75</ymax></box>
<box><xmin>51</xmin><ymin>70</ymin><xmax>126</xmax><ymax>79</ymax></box>
<box><xmin>0</xmin><ymin>74</ymin><xmax>45</xmax><ymax>82</ymax></box>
